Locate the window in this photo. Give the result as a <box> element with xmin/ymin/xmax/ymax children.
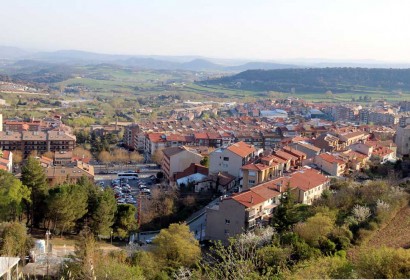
<box><xmin>248</xmin><ymin>180</ymin><xmax>255</xmax><ymax>184</ymax></box>
<box><xmin>249</xmin><ymin>171</ymin><xmax>256</xmax><ymax>176</ymax></box>
<box><xmin>225</xmin><ymin>219</ymin><xmax>230</xmax><ymax>225</ymax></box>
<box><xmin>223</xmin><ymin>157</ymin><xmax>229</xmax><ymax>161</ymax></box>
<box><xmin>224</xmin><ymin>229</ymin><xmax>230</xmax><ymax>234</ymax></box>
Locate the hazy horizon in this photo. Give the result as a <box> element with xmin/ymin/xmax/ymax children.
<box><xmin>2</xmin><ymin>0</ymin><xmax>410</xmax><ymax>62</ymax></box>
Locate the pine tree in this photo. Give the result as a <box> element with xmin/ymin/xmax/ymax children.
<box><xmin>271</xmin><ymin>185</ymin><xmax>298</xmax><ymax>233</ymax></box>
<box><xmin>21</xmin><ymin>156</ymin><xmax>48</xmax><ymax>227</ymax></box>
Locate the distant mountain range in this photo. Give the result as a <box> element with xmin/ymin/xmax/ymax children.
<box><xmin>2</xmin><ymin>46</ymin><xmax>410</xmax><ymax>72</ymax></box>
<box><xmin>0</xmin><ymin>46</ymin><xmax>297</xmax><ymax>72</ymax></box>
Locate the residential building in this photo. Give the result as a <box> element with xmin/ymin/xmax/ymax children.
<box><xmin>206</xmin><ymin>168</ymin><xmax>329</xmax><ymax>242</ymax></box>
<box><xmin>0</xmin><ymin>130</ymin><xmax>76</xmax><ymax>157</ymax></box>
<box><xmin>395</xmin><ymin>125</ymin><xmax>410</xmax><ymax>156</ymax></box>
<box><xmin>209</xmin><ymin>141</ymin><xmax>257</xmax><ymax>178</ymax></box>
<box><xmin>314</xmin><ymin>153</ymin><xmax>347</xmax><ymax>176</ymax></box>
<box><xmin>161</xmin><ymin>146</ymin><xmax>203</xmax><ymax>182</ymax></box>
<box><xmin>289</xmin><ymin>141</ymin><xmax>321</xmax><ymax>159</ymax></box>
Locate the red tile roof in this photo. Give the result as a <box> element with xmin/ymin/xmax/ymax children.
<box><xmin>227</xmin><ymin>141</ymin><xmax>256</xmax><ymax>158</ymax></box>
<box><xmin>147</xmin><ymin>133</ymin><xmax>166</xmax><ymax>143</ymax></box>
<box><xmin>283</xmin><ymin>146</ymin><xmax>307</xmax><ymax>158</ymax></box>
<box><xmin>274</xmin><ymin>150</ymin><xmax>298</xmax><ymax>161</ymax></box>
<box><xmin>318</xmin><ymin>153</ymin><xmax>345</xmax><ymax>164</ymax></box>
<box><xmin>288</xmin><ymin>169</ymin><xmax>329</xmax><ymax>191</ymax></box>
<box><xmin>241</xmin><ymin>163</ymin><xmax>271</xmax><ymax>171</ymax></box>
<box><xmin>231</xmin><ymin>190</ymin><xmax>266</xmax><ymax>208</ymax></box>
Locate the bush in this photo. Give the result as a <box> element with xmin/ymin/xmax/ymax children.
<box><xmin>356</xmin><ymin>247</ymin><xmax>410</xmax><ymax>279</ymax></box>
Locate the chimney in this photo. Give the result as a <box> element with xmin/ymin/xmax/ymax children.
<box><xmin>250</xmin><ymin>195</ymin><xmax>253</xmax><ymax>204</ymax></box>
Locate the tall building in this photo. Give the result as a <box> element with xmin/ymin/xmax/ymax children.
<box><xmin>395</xmin><ymin>125</ymin><xmax>410</xmax><ymax>156</ymax></box>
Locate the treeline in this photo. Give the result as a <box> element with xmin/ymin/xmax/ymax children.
<box><xmin>200</xmin><ymin>68</ymin><xmax>410</xmax><ymax>93</ymax></box>
<box><xmin>0</xmin><ymin>156</ymin><xmax>137</xmax><ymax>239</ymax></box>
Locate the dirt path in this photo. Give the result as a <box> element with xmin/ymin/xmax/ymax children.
<box><xmin>367</xmin><ymin>205</ymin><xmax>410</xmax><ymax>249</ymax></box>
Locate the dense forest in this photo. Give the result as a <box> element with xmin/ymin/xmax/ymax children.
<box><xmin>199</xmin><ymin>68</ymin><xmax>410</xmax><ymax>93</ymax></box>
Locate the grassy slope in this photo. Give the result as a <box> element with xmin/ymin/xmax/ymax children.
<box><xmin>367</xmin><ymin>204</ymin><xmax>410</xmax><ymax>249</ymax></box>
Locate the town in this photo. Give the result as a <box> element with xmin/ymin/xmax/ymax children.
<box><xmin>1</xmin><ymin>0</ymin><xmax>410</xmax><ymax>278</ymax></box>
<box><xmin>0</xmin><ymin>91</ymin><xmax>408</xmax><ymax>278</ymax></box>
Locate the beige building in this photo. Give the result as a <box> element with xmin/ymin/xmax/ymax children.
<box><xmin>0</xmin><ymin>130</ymin><xmax>76</xmax><ymax>157</ymax></box>
<box><xmin>314</xmin><ymin>153</ymin><xmax>347</xmax><ymax>176</ymax></box>
<box><xmin>395</xmin><ymin>125</ymin><xmax>410</xmax><ymax>156</ymax></box>
<box><xmin>162</xmin><ymin>146</ymin><xmax>203</xmax><ymax>182</ymax></box>
<box><xmin>209</xmin><ymin>141</ymin><xmax>257</xmax><ymax>178</ymax></box>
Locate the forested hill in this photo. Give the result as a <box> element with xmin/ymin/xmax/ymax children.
<box><xmin>199</xmin><ymin>68</ymin><xmax>410</xmax><ymax>93</ymax></box>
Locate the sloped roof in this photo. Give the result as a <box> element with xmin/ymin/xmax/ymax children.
<box><xmin>318</xmin><ymin>153</ymin><xmax>346</xmax><ymax>164</ymax></box>
<box><xmin>227</xmin><ymin>141</ymin><xmax>256</xmax><ymax>158</ymax></box>
<box><xmin>231</xmin><ymin>190</ymin><xmax>266</xmax><ymax>208</ymax></box>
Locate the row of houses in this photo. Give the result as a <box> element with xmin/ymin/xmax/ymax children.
<box><xmin>206</xmin><ymin>168</ymin><xmax>330</xmax><ymax>242</ymax></box>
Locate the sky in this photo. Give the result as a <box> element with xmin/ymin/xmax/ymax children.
<box><xmin>1</xmin><ymin>0</ymin><xmax>410</xmax><ymax>62</ymax></box>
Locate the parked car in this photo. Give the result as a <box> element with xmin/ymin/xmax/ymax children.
<box><xmin>145</xmin><ymin>237</ymin><xmax>155</xmax><ymax>244</ymax></box>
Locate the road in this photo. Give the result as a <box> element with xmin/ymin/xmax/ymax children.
<box><xmin>92</xmin><ymin>163</ymin><xmax>161</xmax><ymax>175</ymax></box>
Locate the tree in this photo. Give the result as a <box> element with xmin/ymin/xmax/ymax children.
<box><xmin>129</xmin><ymin>151</ymin><xmax>143</xmax><ymax>163</ymax></box>
<box><xmin>47</xmin><ymin>184</ymin><xmax>88</xmax><ymax>235</ymax></box>
<box><xmin>201</xmin><ymin>227</ymin><xmax>275</xmax><ymax>279</ymax></box>
<box><xmin>0</xmin><ymin>170</ymin><xmax>30</xmax><ymax>221</ymax></box>
<box><xmin>98</xmin><ymin>150</ymin><xmax>112</xmax><ymax>163</ymax></box>
<box><xmin>73</xmin><ymin>147</ymin><xmax>92</xmax><ymax>160</ymax></box>
<box><xmin>21</xmin><ymin>157</ymin><xmax>48</xmax><ymax>227</ymax></box>
<box><xmin>294</xmin><ymin>213</ymin><xmax>335</xmax><ymax>247</ymax></box>
<box><xmin>271</xmin><ymin>186</ymin><xmax>298</xmax><ymax>233</ymax></box>
<box><xmin>284</xmin><ymin>255</ymin><xmax>354</xmax><ymax>279</ymax></box>
<box><xmin>112</xmin><ymin>148</ymin><xmax>128</xmax><ymax>165</ymax></box>
<box><xmin>200</xmin><ymin>156</ymin><xmax>209</xmax><ymax>167</ymax></box>
<box><xmin>113</xmin><ymin>204</ymin><xmax>138</xmax><ymax>239</ymax></box>
<box><xmin>153</xmin><ymin>223</ymin><xmax>200</xmax><ymax>269</ymax></box>
<box><xmin>71</xmin><ymin>228</ymin><xmax>98</xmax><ymax>280</ymax></box>
<box><xmin>89</xmin><ymin>188</ymin><xmax>117</xmax><ymax>237</ymax></box>
<box><xmin>151</xmin><ymin>148</ymin><xmax>164</xmax><ymax>165</ymax></box>
<box><xmin>0</xmin><ymin>222</ymin><xmax>34</xmax><ymax>260</ymax></box>
<box><xmin>12</xmin><ymin>151</ymin><xmax>23</xmax><ymax>166</ymax></box>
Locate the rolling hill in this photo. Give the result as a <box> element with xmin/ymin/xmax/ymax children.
<box><xmin>199</xmin><ymin>68</ymin><xmax>410</xmax><ymax>93</ymax></box>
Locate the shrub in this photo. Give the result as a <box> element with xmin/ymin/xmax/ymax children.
<box><xmin>356</xmin><ymin>247</ymin><xmax>410</xmax><ymax>279</ymax></box>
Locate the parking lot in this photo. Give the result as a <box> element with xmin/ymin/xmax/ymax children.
<box><xmin>95</xmin><ymin>173</ymin><xmax>160</xmax><ymax>206</ymax></box>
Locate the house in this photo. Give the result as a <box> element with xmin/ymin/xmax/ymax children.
<box><xmin>289</xmin><ymin>141</ymin><xmax>321</xmax><ymax>159</ymax></box>
<box><xmin>22</xmin><ymin>155</ymin><xmax>94</xmax><ymax>185</ymax></box>
<box><xmin>209</xmin><ymin>141</ymin><xmax>257</xmax><ymax>178</ymax></box>
<box><xmin>45</xmin><ymin>160</ymin><xmax>94</xmax><ymax>186</ymax></box>
<box><xmin>161</xmin><ymin>146</ymin><xmax>204</xmax><ymax>182</ymax></box>
<box><xmin>175</xmin><ymin>163</ymin><xmax>209</xmax><ymax>192</ymax></box>
<box><xmin>0</xmin><ymin>150</ymin><xmax>12</xmax><ymax>172</ymax></box>
<box><xmin>313</xmin><ymin>153</ymin><xmax>347</xmax><ymax>176</ymax></box>
<box><xmin>206</xmin><ymin>168</ymin><xmax>329</xmax><ymax>242</ymax></box>
<box><xmin>273</xmin><ymin>150</ymin><xmax>299</xmax><ymax>168</ymax></box>
<box><xmin>282</xmin><ymin>146</ymin><xmax>307</xmax><ymax>166</ymax></box>
<box><xmin>312</xmin><ymin>133</ymin><xmax>341</xmax><ymax>152</ymax></box>
<box><xmin>241</xmin><ymin>161</ymin><xmax>281</xmax><ymax>190</ymax></box>
<box><xmin>145</xmin><ymin>133</ymin><xmax>167</xmax><ymax>155</ymax></box>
